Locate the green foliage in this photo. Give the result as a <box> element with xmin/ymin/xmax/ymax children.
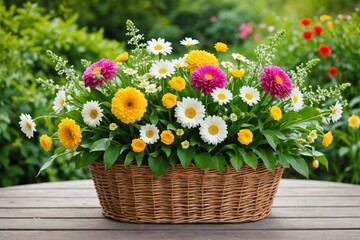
<box><xmin>0</xmin><ymin>2</ymin><xmax>123</xmax><ymax>186</ymax></box>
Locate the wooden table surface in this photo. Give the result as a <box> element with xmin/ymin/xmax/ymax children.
<box><xmin>0</xmin><ymin>179</ymin><xmax>359</xmax><ymax>240</ymax></box>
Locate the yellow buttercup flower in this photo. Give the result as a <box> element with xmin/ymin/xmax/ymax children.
<box><xmin>169</xmin><ymin>76</ymin><xmax>186</xmax><ymax>91</ymax></box>
<box><xmin>320</xmin><ymin>14</ymin><xmax>332</xmax><ymax>21</ymax></box>
<box><xmin>39</xmin><ymin>134</ymin><xmax>52</xmax><ymax>152</ymax></box>
<box><xmin>322</xmin><ymin>131</ymin><xmax>333</xmax><ymax>147</ymax></box>
<box><xmin>131</xmin><ymin>138</ymin><xmax>146</xmax><ymax>152</ymax></box>
<box><xmin>115</xmin><ymin>52</ymin><xmax>129</xmax><ymax>62</ymax></box>
<box><xmin>270</xmin><ymin>106</ymin><xmax>282</xmax><ymax>121</ymax></box>
<box><xmin>327</xmin><ymin>21</ymin><xmax>334</xmax><ymax>30</ymax></box>
<box><xmin>237</xmin><ymin>129</ymin><xmax>253</xmax><ymax>145</ymax></box>
<box><xmin>348</xmin><ymin>114</ymin><xmax>360</xmax><ymax>128</ymax></box>
<box><xmin>185</xmin><ymin>50</ymin><xmax>219</xmax><ymax>72</ymax></box>
<box><xmin>162</xmin><ymin>93</ymin><xmax>177</xmax><ymax>109</ymax></box>
<box><xmin>312</xmin><ymin>159</ymin><xmax>319</xmax><ymax>169</ymax></box>
<box><xmin>58</xmin><ymin>118</ymin><xmax>82</xmax><ymax>151</ymax></box>
<box><xmin>111</xmin><ymin>87</ymin><xmax>148</xmax><ymax>124</ymax></box>
<box><xmin>214</xmin><ymin>42</ymin><xmax>228</xmax><ymax>53</ymax></box>
<box><xmin>230</xmin><ymin>68</ymin><xmax>244</xmax><ymax>78</ymax></box>
<box><xmin>160</xmin><ymin>130</ymin><xmax>174</xmax><ymax>145</ymax></box>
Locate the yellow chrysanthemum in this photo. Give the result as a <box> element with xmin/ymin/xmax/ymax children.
<box><xmin>214</xmin><ymin>42</ymin><xmax>228</xmax><ymax>52</ymax></box>
<box><xmin>39</xmin><ymin>134</ymin><xmax>52</xmax><ymax>152</ymax></box>
<box><xmin>169</xmin><ymin>76</ymin><xmax>186</xmax><ymax>91</ymax></box>
<box><xmin>160</xmin><ymin>130</ymin><xmax>175</xmax><ymax>145</ymax></box>
<box><xmin>322</xmin><ymin>131</ymin><xmax>333</xmax><ymax>147</ymax></box>
<box><xmin>111</xmin><ymin>87</ymin><xmax>148</xmax><ymax>124</ymax></box>
<box><xmin>162</xmin><ymin>93</ymin><xmax>177</xmax><ymax>109</ymax></box>
<box><xmin>185</xmin><ymin>50</ymin><xmax>219</xmax><ymax>73</ymax></box>
<box><xmin>230</xmin><ymin>68</ymin><xmax>245</xmax><ymax>78</ymax></box>
<box><xmin>131</xmin><ymin>138</ymin><xmax>146</xmax><ymax>152</ymax></box>
<box><xmin>58</xmin><ymin>118</ymin><xmax>82</xmax><ymax>151</ymax></box>
<box><xmin>270</xmin><ymin>106</ymin><xmax>282</xmax><ymax>121</ymax></box>
<box><xmin>348</xmin><ymin>114</ymin><xmax>360</xmax><ymax>129</ymax></box>
<box><xmin>115</xmin><ymin>52</ymin><xmax>129</xmax><ymax>62</ymax></box>
<box><xmin>320</xmin><ymin>14</ymin><xmax>332</xmax><ymax>21</ymax></box>
<box><xmin>237</xmin><ymin>129</ymin><xmax>253</xmax><ymax>145</ymax></box>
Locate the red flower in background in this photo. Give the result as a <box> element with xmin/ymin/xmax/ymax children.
<box><xmin>318</xmin><ymin>44</ymin><xmax>332</xmax><ymax>56</ymax></box>
<box><xmin>313</xmin><ymin>25</ymin><xmax>323</xmax><ymax>35</ymax></box>
<box><xmin>300</xmin><ymin>18</ymin><xmax>312</xmax><ymax>26</ymax></box>
<box><xmin>329</xmin><ymin>67</ymin><xmax>338</xmax><ymax>77</ymax></box>
<box><xmin>303</xmin><ymin>30</ymin><xmax>313</xmax><ymax>40</ymax></box>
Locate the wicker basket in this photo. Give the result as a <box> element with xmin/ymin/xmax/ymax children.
<box><xmin>89</xmin><ymin>161</ymin><xmax>284</xmax><ymax>223</ymax></box>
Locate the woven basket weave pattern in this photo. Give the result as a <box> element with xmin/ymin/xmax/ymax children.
<box><xmin>89</xmin><ymin>162</ymin><xmax>284</xmax><ymax>223</ymax></box>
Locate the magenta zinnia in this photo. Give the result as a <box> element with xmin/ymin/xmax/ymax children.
<box><xmin>82</xmin><ymin>58</ymin><xmax>118</xmax><ymax>88</ymax></box>
<box><xmin>259</xmin><ymin>66</ymin><xmax>292</xmax><ymax>98</ymax></box>
<box><xmin>191</xmin><ymin>65</ymin><xmax>227</xmax><ymax>94</ymax></box>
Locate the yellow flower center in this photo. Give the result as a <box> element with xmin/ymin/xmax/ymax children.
<box><xmin>275</xmin><ymin>75</ymin><xmax>283</xmax><ymax>84</ymax></box>
<box><xmin>292</xmin><ymin>95</ymin><xmax>298</xmax><ymax>103</ymax></box>
<box><xmin>126</xmin><ymin>100</ymin><xmax>133</xmax><ymax>108</ymax></box>
<box><xmin>185</xmin><ymin>108</ymin><xmax>196</xmax><ymax>119</ymax></box>
<box><xmin>245</xmin><ymin>93</ymin><xmax>253</xmax><ymax>100</ymax></box>
<box><xmin>217</xmin><ymin>93</ymin><xmax>226</xmax><ymax>100</ymax></box>
<box><xmin>205</xmin><ymin>74</ymin><xmax>213</xmax><ymax>80</ymax></box>
<box><xmin>90</xmin><ymin>109</ymin><xmax>98</xmax><ymax>119</ymax></box>
<box><xmin>26</xmin><ymin>122</ymin><xmax>32</xmax><ymax>129</ymax></box>
<box><xmin>92</xmin><ymin>67</ymin><xmax>102</xmax><ymax>75</ymax></box>
<box><xmin>158</xmin><ymin>68</ymin><xmax>167</xmax><ymax>74</ymax></box>
<box><xmin>146</xmin><ymin>130</ymin><xmax>154</xmax><ymax>138</ymax></box>
<box><xmin>208</xmin><ymin>125</ymin><xmax>219</xmax><ymax>135</ymax></box>
<box><xmin>154</xmin><ymin>44</ymin><xmax>164</xmax><ymax>50</ymax></box>
<box><xmin>60</xmin><ymin>99</ymin><xmax>65</xmax><ymax>107</ymax></box>
<box><xmin>332</xmin><ymin>108</ymin><xmax>337</xmax><ymax>114</ymax></box>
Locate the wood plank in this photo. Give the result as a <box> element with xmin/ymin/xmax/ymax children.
<box><xmin>276</xmin><ymin>187</ymin><xmax>360</xmax><ymax>196</ymax></box>
<box><xmin>0</xmin><ymin>189</ymin><xmax>97</xmax><ymax>198</ymax></box>
<box><xmin>1</xmin><ymin>230</ymin><xmax>360</xmax><ymax>240</ymax></box>
<box><xmin>1</xmin><ymin>218</ymin><xmax>360</xmax><ymax>230</ymax></box>
<box><xmin>273</xmin><ymin>196</ymin><xmax>360</xmax><ymax>207</ymax></box>
<box><xmin>3</xmin><ymin>180</ymin><xmax>94</xmax><ymax>190</ymax></box>
<box><xmin>279</xmin><ymin>179</ymin><xmax>359</xmax><ymax>188</ymax></box>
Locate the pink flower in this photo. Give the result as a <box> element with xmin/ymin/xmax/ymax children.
<box><xmin>82</xmin><ymin>59</ymin><xmax>118</xmax><ymax>88</ymax></box>
<box><xmin>239</xmin><ymin>23</ymin><xmax>252</xmax><ymax>39</ymax></box>
<box><xmin>209</xmin><ymin>16</ymin><xmax>218</xmax><ymax>22</ymax></box>
<box><xmin>191</xmin><ymin>65</ymin><xmax>227</xmax><ymax>94</ymax></box>
<box><xmin>259</xmin><ymin>66</ymin><xmax>292</xmax><ymax>98</ymax></box>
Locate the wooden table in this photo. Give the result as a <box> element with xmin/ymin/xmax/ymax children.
<box><xmin>0</xmin><ymin>179</ymin><xmax>359</xmax><ymax>240</ymax></box>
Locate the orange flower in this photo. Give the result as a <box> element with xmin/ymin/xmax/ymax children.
<box><xmin>318</xmin><ymin>44</ymin><xmax>331</xmax><ymax>57</ymax></box>
<box><xmin>303</xmin><ymin>30</ymin><xmax>313</xmax><ymax>40</ymax></box>
<box><xmin>160</xmin><ymin>130</ymin><xmax>175</xmax><ymax>145</ymax></box>
<box><xmin>131</xmin><ymin>138</ymin><xmax>146</xmax><ymax>152</ymax></box>
<box><xmin>300</xmin><ymin>18</ymin><xmax>312</xmax><ymax>26</ymax></box>
<box><xmin>162</xmin><ymin>93</ymin><xmax>177</xmax><ymax>109</ymax></box>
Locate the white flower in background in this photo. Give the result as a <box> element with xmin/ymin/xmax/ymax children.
<box><xmin>211</xmin><ymin>88</ymin><xmax>233</xmax><ymax>105</ymax></box>
<box><xmin>229</xmin><ymin>113</ymin><xmax>238</xmax><ymax>122</ymax></box>
<box><xmin>232</xmin><ymin>53</ymin><xmax>245</xmax><ymax>61</ymax></box>
<box><xmin>221</xmin><ymin>61</ymin><xmax>233</xmax><ymax>69</ymax></box>
<box><xmin>307</xmin><ymin>130</ymin><xmax>318</xmax><ymax>143</ymax></box>
<box><xmin>181</xmin><ymin>140</ymin><xmax>190</xmax><ymax>149</ymax></box>
<box><xmin>290</xmin><ymin>87</ymin><xmax>304</xmax><ymax>111</ymax></box>
<box><xmin>240</xmin><ymin>86</ymin><xmax>260</xmax><ymax>106</ymax></box>
<box><xmin>149</xmin><ymin>60</ymin><xmax>175</xmax><ymax>79</ymax></box>
<box><xmin>172</xmin><ymin>57</ymin><xmax>188</xmax><ymax>68</ymax></box>
<box><xmin>140</xmin><ymin>124</ymin><xmax>160</xmax><ymax>144</ymax></box>
<box><xmin>52</xmin><ymin>90</ymin><xmax>66</xmax><ymax>114</ymax></box>
<box><xmin>180</xmin><ymin>37</ymin><xmax>199</xmax><ymax>47</ymax></box>
<box><xmin>147</xmin><ymin>38</ymin><xmax>172</xmax><ymax>55</ymax></box>
<box><xmin>322</xmin><ymin>117</ymin><xmax>331</xmax><ymax>125</ymax></box>
<box><xmin>139</xmin><ymin>80</ymin><xmax>150</xmax><ymax>89</ymax></box>
<box><xmin>199</xmin><ymin>115</ymin><xmax>228</xmax><ymax>145</ymax></box>
<box><xmin>109</xmin><ymin>123</ymin><xmax>118</xmax><ymax>131</ymax></box>
<box><xmin>123</xmin><ymin>68</ymin><xmax>137</xmax><ymax>75</ymax></box>
<box><xmin>145</xmin><ymin>84</ymin><xmax>158</xmax><ymax>93</ymax></box>
<box><xmin>176</xmin><ymin>129</ymin><xmax>184</xmax><ymax>136</ymax></box>
<box><xmin>19</xmin><ymin>113</ymin><xmax>36</xmax><ymax>139</ymax></box>
<box><xmin>330</xmin><ymin>102</ymin><xmax>343</xmax><ymax>122</ymax></box>
<box><xmin>175</xmin><ymin>97</ymin><xmax>205</xmax><ymax>129</ymax></box>
<box><xmin>81</xmin><ymin>101</ymin><xmax>103</xmax><ymax>127</ymax></box>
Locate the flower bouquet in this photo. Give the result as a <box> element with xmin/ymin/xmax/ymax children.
<box><xmin>19</xmin><ymin>20</ymin><xmax>349</xmax><ymax>223</ymax></box>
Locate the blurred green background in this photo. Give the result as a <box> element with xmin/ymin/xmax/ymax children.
<box><xmin>1</xmin><ymin>0</ymin><xmax>359</xmax><ymax>186</ymax></box>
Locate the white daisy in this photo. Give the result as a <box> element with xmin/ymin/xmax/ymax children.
<box><xmin>180</xmin><ymin>37</ymin><xmax>199</xmax><ymax>47</ymax></box>
<box><xmin>145</xmin><ymin>84</ymin><xmax>158</xmax><ymax>93</ymax></box>
<box><xmin>330</xmin><ymin>102</ymin><xmax>343</xmax><ymax>122</ymax></box>
<box><xmin>290</xmin><ymin>87</ymin><xmax>304</xmax><ymax>111</ymax></box>
<box><xmin>19</xmin><ymin>113</ymin><xmax>36</xmax><ymax>139</ymax></box>
<box><xmin>181</xmin><ymin>140</ymin><xmax>190</xmax><ymax>149</ymax></box>
<box><xmin>109</xmin><ymin>123</ymin><xmax>118</xmax><ymax>131</ymax></box>
<box><xmin>172</xmin><ymin>57</ymin><xmax>188</xmax><ymax>68</ymax></box>
<box><xmin>52</xmin><ymin>90</ymin><xmax>66</xmax><ymax>114</ymax></box>
<box><xmin>175</xmin><ymin>97</ymin><xmax>206</xmax><ymax>129</ymax></box>
<box><xmin>123</xmin><ymin>68</ymin><xmax>138</xmax><ymax>75</ymax></box>
<box><xmin>239</xmin><ymin>86</ymin><xmax>260</xmax><ymax>106</ymax></box>
<box><xmin>221</xmin><ymin>61</ymin><xmax>233</xmax><ymax>69</ymax></box>
<box><xmin>176</xmin><ymin>129</ymin><xmax>184</xmax><ymax>136</ymax></box>
<box><xmin>307</xmin><ymin>130</ymin><xmax>318</xmax><ymax>143</ymax></box>
<box><xmin>139</xmin><ymin>124</ymin><xmax>160</xmax><ymax>144</ymax></box>
<box><xmin>199</xmin><ymin>115</ymin><xmax>228</xmax><ymax>145</ymax></box>
<box><xmin>146</xmin><ymin>38</ymin><xmax>172</xmax><ymax>55</ymax></box>
<box><xmin>232</xmin><ymin>53</ymin><xmax>245</xmax><ymax>61</ymax></box>
<box><xmin>229</xmin><ymin>113</ymin><xmax>238</xmax><ymax>122</ymax></box>
<box><xmin>211</xmin><ymin>88</ymin><xmax>233</xmax><ymax>105</ymax></box>
<box><xmin>81</xmin><ymin>100</ymin><xmax>103</xmax><ymax>127</ymax></box>
<box><xmin>149</xmin><ymin>60</ymin><xmax>175</xmax><ymax>79</ymax></box>
<box><xmin>139</xmin><ymin>80</ymin><xmax>150</xmax><ymax>89</ymax></box>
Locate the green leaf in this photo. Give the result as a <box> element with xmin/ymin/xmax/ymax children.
<box><xmin>262</xmin><ymin>129</ymin><xmax>280</xmax><ymax>150</ymax></box>
<box><xmin>177</xmin><ymin>147</ymin><xmax>195</xmax><ymax>168</ymax></box>
<box><xmin>194</xmin><ymin>152</ymin><xmax>212</xmax><ymax>169</ymax></box>
<box><xmin>149</xmin><ymin>151</ymin><xmax>160</xmax><ymax>157</ymax></box>
<box><xmin>65</xmin><ymin>110</ymin><xmax>83</xmax><ymax>123</ymax></box>
<box><xmin>253</xmin><ymin>149</ymin><xmax>275</xmax><ymax>172</ymax></box>
<box><xmin>150</xmin><ymin>111</ymin><xmax>159</xmax><ymax>125</ymax></box>
<box><xmin>278</xmin><ymin>152</ymin><xmax>290</xmax><ymax>168</ymax></box>
<box><xmin>54</xmin><ymin>146</ymin><xmax>66</xmax><ymax>155</ymax></box>
<box><xmin>213</xmin><ymin>153</ymin><xmax>226</xmax><ymax>171</ymax></box>
<box><xmin>37</xmin><ymin>154</ymin><xmax>59</xmax><ymax>176</ymax></box>
<box><xmin>148</xmin><ymin>155</ymin><xmax>169</xmax><ymax>177</ymax></box>
<box><xmin>314</xmin><ymin>153</ymin><xmax>328</xmax><ymax>170</ymax></box>
<box><xmin>120</xmin><ymin>145</ymin><xmax>130</xmax><ymax>155</ymax></box>
<box><xmin>166</xmin><ymin>123</ymin><xmax>177</xmax><ymax>131</ymax></box>
<box><xmin>90</xmin><ymin>138</ymin><xmax>111</xmax><ymax>152</ymax></box>
<box><xmin>169</xmin><ymin>152</ymin><xmax>177</xmax><ymax>168</ymax></box>
<box><xmin>228</xmin><ymin>125</ymin><xmax>240</xmax><ymax>137</ymax></box>
<box><xmin>238</xmin><ymin>148</ymin><xmax>258</xmax><ymax>170</ymax></box>
<box><xmin>124</xmin><ymin>151</ymin><xmax>135</xmax><ymax>167</ymax></box>
<box><xmin>228</xmin><ymin>151</ymin><xmax>243</xmax><ymax>171</ymax></box>
<box><xmin>161</xmin><ymin>145</ymin><xmax>171</xmax><ymax>158</ymax></box>
<box><xmin>104</xmin><ymin>144</ymin><xmax>122</xmax><ymax>170</ymax></box>
<box><xmin>75</xmin><ymin>150</ymin><xmax>100</xmax><ymax>169</ymax></box>
<box><xmin>288</xmin><ymin>155</ymin><xmax>309</xmax><ymax>178</ymax></box>
<box><xmin>135</xmin><ymin>151</ymin><xmax>145</xmax><ymax>166</ymax></box>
